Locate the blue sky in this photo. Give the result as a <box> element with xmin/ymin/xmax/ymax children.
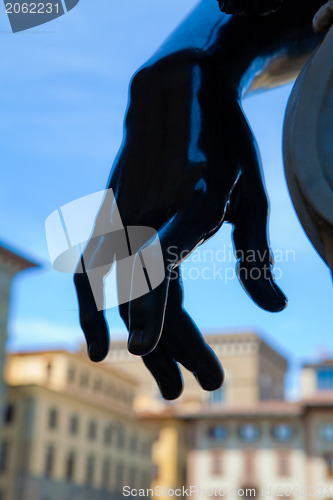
<box><xmin>0</xmin><ymin>0</ymin><xmax>332</xmax><ymax>398</ymax></box>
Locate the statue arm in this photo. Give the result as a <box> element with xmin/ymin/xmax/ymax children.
<box><xmin>218</xmin><ymin>0</ymin><xmax>283</xmax><ymax>15</ymax></box>
<box><xmin>74</xmin><ymin>0</ymin><xmax>325</xmax><ymax>399</ymax></box>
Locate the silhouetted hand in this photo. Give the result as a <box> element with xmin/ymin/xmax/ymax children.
<box><xmin>74</xmin><ymin>48</ymin><xmax>287</xmax><ymax>400</ymax></box>
<box><xmin>71</xmin><ymin>0</ymin><xmax>307</xmax><ymax>400</ymax></box>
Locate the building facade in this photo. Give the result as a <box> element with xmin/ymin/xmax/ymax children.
<box><xmin>0</xmin><ymin>244</ymin><xmax>37</xmax><ymax>443</ymax></box>
<box><xmin>105</xmin><ymin>333</ymin><xmax>333</xmax><ymax>500</ymax></box>
<box><xmin>1</xmin><ymin>350</ymin><xmax>157</xmax><ymax>500</ymax></box>
<box><xmin>143</xmin><ymin>360</ymin><xmax>333</xmax><ymax>499</ymax></box>
<box><xmin>174</xmin><ymin>398</ymin><xmax>333</xmax><ymax>499</ymax></box>
<box><xmin>0</xmin><ymin>332</ymin><xmax>331</xmax><ymax>500</ymax></box>
<box><xmin>106</xmin><ymin>332</ymin><xmax>288</xmax><ymax>411</ymax></box>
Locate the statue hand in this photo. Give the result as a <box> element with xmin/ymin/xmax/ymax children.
<box><xmin>74</xmin><ymin>52</ymin><xmax>287</xmax><ymax>399</ymax></box>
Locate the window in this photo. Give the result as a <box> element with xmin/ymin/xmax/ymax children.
<box><xmin>129</xmin><ymin>465</ymin><xmax>136</xmax><ymax>487</ymax></box>
<box><xmin>208</xmin><ymin>425</ymin><xmax>228</xmax><ymax>441</ymax></box>
<box><xmin>277</xmin><ymin>451</ymin><xmax>290</xmax><ymax>477</ymax></box>
<box><xmin>141</xmin><ymin>439</ymin><xmax>151</xmax><ymax>457</ymax></box>
<box><xmin>115</xmin><ymin>463</ymin><xmax>124</xmax><ymax>492</ymax></box>
<box><xmin>211</xmin><ymin>450</ymin><xmax>223</xmax><ymax>476</ymax></box>
<box><xmin>44</xmin><ymin>444</ymin><xmax>55</xmax><ymax>478</ymax></box>
<box><xmin>101</xmin><ymin>458</ymin><xmax>111</xmax><ymax>489</ymax></box>
<box><xmin>240</xmin><ymin>424</ymin><xmax>260</xmax><ymax>443</ymax></box>
<box><xmin>46</xmin><ymin>362</ymin><xmax>52</xmax><ymax>381</ymax></box>
<box><xmin>272</xmin><ymin>424</ymin><xmax>294</xmax><ymax>443</ymax></box>
<box><xmin>67</xmin><ymin>365</ymin><xmax>75</xmax><ymax>383</ymax></box>
<box><xmin>210</xmin><ymin>386</ymin><xmax>225</xmax><ymax>404</ymax></box>
<box><xmin>317</xmin><ymin>367</ymin><xmax>333</xmax><ymax>391</ymax></box>
<box><xmin>85</xmin><ymin>455</ymin><xmax>95</xmax><ymax>486</ymax></box>
<box><xmin>324</xmin><ymin>454</ymin><xmax>333</xmax><ymax>479</ymax></box>
<box><xmin>94</xmin><ymin>377</ymin><xmax>102</xmax><ymax>392</ymax></box>
<box><xmin>80</xmin><ymin>371</ymin><xmax>89</xmax><ymax>388</ymax></box>
<box><xmin>243</xmin><ymin>451</ymin><xmax>256</xmax><ymax>482</ymax></box>
<box><xmin>260</xmin><ymin>375</ymin><xmax>272</xmax><ymax>401</ymax></box>
<box><xmin>48</xmin><ymin>408</ymin><xmax>58</xmax><ymax>430</ymax></box>
<box><xmin>65</xmin><ymin>451</ymin><xmax>76</xmax><ymax>482</ymax></box>
<box><xmin>319</xmin><ymin>423</ymin><xmax>333</xmax><ymax>441</ymax></box>
<box><xmin>0</xmin><ymin>441</ymin><xmax>8</xmax><ymax>474</ymax></box>
<box><xmin>117</xmin><ymin>425</ymin><xmax>125</xmax><ymax>449</ymax></box>
<box><xmin>4</xmin><ymin>403</ymin><xmax>15</xmax><ymax>425</ymax></box>
<box><xmin>69</xmin><ymin>415</ymin><xmax>79</xmax><ymax>436</ymax></box>
<box><xmin>129</xmin><ymin>434</ymin><xmax>137</xmax><ymax>452</ymax></box>
<box><xmin>244</xmin><ymin>452</ymin><xmax>254</xmax><ymax>477</ymax></box>
<box><xmin>88</xmin><ymin>420</ymin><xmax>97</xmax><ymax>441</ymax></box>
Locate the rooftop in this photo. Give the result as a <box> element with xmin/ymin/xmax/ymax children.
<box><xmin>0</xmin><ymin>243</ymin><xmax>38</xmax><ymax>273</ymax></box>
<box><xmin>139</xmin><ymin>395</ymin><xmax>333</xmax><ymax>421</ymax></box>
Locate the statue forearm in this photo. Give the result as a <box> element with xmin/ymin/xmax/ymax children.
<box><xmin>217</xmin><ymin>0</ymin><xmax>283</xmax><ymax>15</ymax></box>
<box><xmin>74</xmin><ymin>0</ymin><xmax>328</xmax><ymax>399</ymax></box>
<box><xmin>143</xmin><ymin>0</ymin><xmax>324</xmax><ymax>97</ymax></box>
